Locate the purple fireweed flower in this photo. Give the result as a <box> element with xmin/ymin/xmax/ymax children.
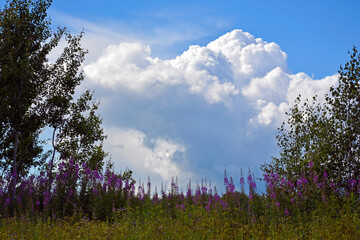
<box><xmin>313</xmin><ymin>175</ymin><xmax>318</xmax><ymax>183</ymax></box>
<box><xmin>171</xmin><ymin>181</ymin><xmax>179</xmax><ymax>193</ymax></box>
<box><xmin>227</xmin><ymin>183</ymin><xmax>235</xmax><ymax>194</ymax></box>
<box><xmin>349</xmin><ymin>179</ymin><xmax>357</xmax><ymax>187</ymax></box>
<box><xmin>224</xmin><ymin>177</ymin><xmax>229</xmax><ymax>185</ymax></box>
<box><xmin>36</xmin><ymin>200</ymin><xmax>40</xmax><ymax>207</ymax></box>
<box><xmin>69</xmin><ymin>157</ymin><xmax>74</xmax><ymax>167</ymax></box>
<box><xmin>250</xmin><ymin>180</ymin><xmax>257</xmax><ymax>190</ymax></box>
<box><xmin>281</xmin><ymin>178</ymin><xmax>286</xmax><ymax>185</ymax></box>
<box><xmin>11</xmin><ymin>171</ymin><xmax>17</xmax><ymax>178</ymax></box>
<box><xmin>288</xmin><ymin>181</ymin><xmax>294</xmax><ymax>189</ymax></box>
<box><xmin>275</xmin><ymin>202</ymin><xmax>280</xmax><ymax>209</ymax></box>
<box><xmin>300</xmin><ymin>177</ymin><xmax>308</xmax><ymax>185</ymax></box>
<box><xmin>291</xmin><ymin>198</ymin><xmax>295</xmax><ymax>204</ymax></box>
<box><xmin>318</xmin><ymin>182</ymin><xmax>323</xmax><ymax>188</ymax></box>
<box><xmin>220</xmin><ymin>200</ymin><xmax>228</xmax><ymax>209</ymax></box>
<box><xmin>270</xmin><ymin>173</ymin><xmax>279</xmax><ymax>181</ymax></box>
<box><xmin>308</xmin><ymin>161</ymin><xmax>313</xmax><ymax>169</ymax></box>
<box><xmin>263</xmin><ymin>174</ymin><xmax>270</xmax><ymax>183</ymax></box>
<box><xmin>130</xmin><ymin>183</ymin><xmax>135</xmax><ymax>196</ymax></box>
<box><xmin>205</xmin><ymin>202</ymin><xmax>211</xmax><ymax>212</ymax></box>
<box><xmin>330</xmin><ymin>182</ymin><xmax>335</xmax><ymax>189</ymax></box>
<box><xmin>240</xmin><ymin>176</ymin><xmax>245</xmax><ymax>185</ymax></box>
<box><xmin>247</xmin><ymin>174</ymin><xmax>252</xmax><ymax>184</ymax></box>
<box><xmin>195</xmin><ymin>188</ymin><xmax>201</xmax><ymax>197</ymax></box>
<box><xmin>93</xmin><ymin>170</ymin><xmax>101</xmax><ymax>180</ymax></box>
<box><xmin>152</xmin><ymin>192</ymin><xmax>159</xmax><ymax>204</ymax></box>
<box><xmin>298</xmin><ymin>191</ymin><xmax>302</xmax><ymax>198</ymax></box>
<box><xmin>323</xmin><ymin>171</ymin><xmax>328</xmax><ymax>179</ymax></box>
<box><xmin>322</xmin><ymin>194</ymin><xmax>327</xmax><ymax>203</ymax></box>
<box><xmin>297</xmin><ymin>179</ymin><xmax>302</xmax><ymax>186</ymax></box>
<box><xmin>180</xmin><ymin>203</ymin><xmax>185</xmax><ymax>212</ymax></box>
<box><xmin>201</xmin><ymin>185</ymin><xmax>207</xmax><ymax>195</ymax></box>
<box><xmin>59</xmin><ymin>162</ymin><xmax>66</xmax><ymax>171</ymax></box>
<box><xmin>147</xmin><ymin>179</ymin><xmax>151</xmax><ymax>192</ymax></box>
<box><xmin>68</xmin><ymin>190</ymin><xmax>74</xmax><ymax>198</ymax></box>
<box><xmin>186</xmin><ymin>188</ymin><xmax>192</xmax><ymax>199</ymax></box>
<box><xmin>285</xmin><ymin>207</ymin><xmax>290</xmax><ymax>216</ymax></box>
<box><xmin>4</xmin><ymin>197</ymin><xmax>10</xmax><ymax>207</ymax></box>
<box><xmin>249</xmin><ymin>192</ymin><xmax>253</xmax><ymax>201</ymax></box>
<box><xmin>270</xmin><ymin>192</ymin><xmax>276</xmax><ymax>199</ymax></box>
<box><xmin>116</xmin><ymin>177</ymin><xmax>122</xmax><ymax>190</ymax></box>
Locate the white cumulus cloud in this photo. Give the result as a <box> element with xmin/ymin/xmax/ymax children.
<box><xmin>84</xmin><ymin>29</ymin><xmax>291</xmax><ymax>108</ymax></box>
<box><xmin>104</xmin><ymin>127</ymin><xmax>191</xmax><ymax>183</ymax></box>
<box><xmin>85</xmin><ymin>28</ymin><xmax>339</xmax><ymax>126</ymax></box>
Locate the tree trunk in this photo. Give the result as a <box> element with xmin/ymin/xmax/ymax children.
<box><xmin>11</xmin><ymin>129</ymin><xmax>18</xmax><ymax>202</ymax></box>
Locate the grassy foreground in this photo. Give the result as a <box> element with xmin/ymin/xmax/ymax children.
<box><xmin>0</xmin><ymin>205</ymin><xmax>359</xmax><ymax>239</ymax></box>
<box><xmin>2</xmin><ymin>159</ymin><xmax>360</xmax><ymax>239</ymax></box>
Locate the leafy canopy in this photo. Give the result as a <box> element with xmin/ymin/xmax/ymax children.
<box><xmin>0</xmin><ymin>0</ymin><xmax>107</xmax><ymax>177</ymax></box>
<box><xmin>262</xmin><ymin>47</ymin><xmax>360</xmax><ymax>187</ymax></box>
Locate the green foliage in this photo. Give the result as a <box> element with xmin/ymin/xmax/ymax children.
<box><xmin>262</xmin><ymin>47</ymin><xmax>360</xmax><ymax>186</ymax></box>
<box><xmin>0</xmin><ymin>0</ymin><xmax>107</xmax><ymax>176</ymax></box>
<box><xmin>1</xmin><ymin>201</ymin><xmax>360</xmax><ymax>239</ymax></box>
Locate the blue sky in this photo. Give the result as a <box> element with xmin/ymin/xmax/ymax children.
<box><xmin>48</xmin><ymin>0</ymin><xmax>360</xmax><ymax>193</ymax></box>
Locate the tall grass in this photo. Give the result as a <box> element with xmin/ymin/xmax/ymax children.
<box><xmin>1</xmin><ymin>158</ymin><xmax>360</xmax><ymax>238</ymax></box>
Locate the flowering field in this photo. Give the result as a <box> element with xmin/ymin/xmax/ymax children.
<box><xmin>0</xmin><ymin>159</ymin><xmax>360</xmax><ymax>239</ymax></box>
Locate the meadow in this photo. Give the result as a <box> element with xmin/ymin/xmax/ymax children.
<box><xmin>1</xmin><ymin>158</ymin><xmax>360</xmax><ymax>239</ymax></box>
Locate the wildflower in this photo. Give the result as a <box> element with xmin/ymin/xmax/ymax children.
<box><xmin>4</xmin><ymin>198</ymin><xmax>10</xmax><ymax>207</ymax></box>
<box><xmin>249</xmin><ymin>192</ymin><xmax>253</xmax><ymax>201</ymax></box>
<box><xmin>287</xmin><ymin>181</ymin><xmax>294</xmax><ymax>189</ymax></box>
<box><xmin>313</xmin><ymin>175</ymin><xmax>318</xmax><ymax>183</ymax></box>
<box><xmin>250</xmin><ymin>180</ymin><xmax>257</xmax><ymax>191</ymax></box>
<box><xmin>270</xmin><ymin>192</ymin><xmax>276</xmax><ymax>199</ymax></box>
<box><xmin>220</xmin><ymin>200</ymin><xmax>228</xmax><ymax>209</ymax></box>
<box><xmin>308</xmin><ymin>161</ymin><xmax>313</xmax><ymax>168</ymax></box>
<box><xmin>186</xmin><ymin>187</ymin><xmax>192</xmax><ymax>199</ymax></box>
<box><xmin>291</xmin><ymin>198</ymin><xmax>295</xmax><ymax>204</ymax></box>
<box><xmin>281</xmin><ymin>178</ymin><xmax>286</xmax><ymax>185</ymax></box>
<box><xmin>201</xmin><ymin>185</ymin><xmax>207</xmax><ymax>195</ymax></box>
<box><xmin>323</xmin><ymin>171</ymin><xmax>328</xmax><ymax>179</ymax></box>
<box><xmin>84</xmin><ymin>168</ymin><xmax>91</xmax><ymax>176</ymax></box>
<box><xmin>297</xmin><ymin>179</ymin><xmax>302</xmax><ymax>186</ymax></box>
<box><xmin>263</xmin><ymin>174</ymin><xmax>270</xmax><ymax>183</ymax></box>
<box><xmin>205</xmin><ymin>202</ymin><xmax>210</xmax><ymax>212</ymax></box>
<box><xmin>274</xmin><ymin>202</ymin><xmax>280</xmax><ymax>209</ymax></box>
<box><xmin>298</xmin><ymin>191</ymin><xmax>302</xmax><ymax>198</ymax></box>
<box><xmin>285</xmin><ymin>207</ymin><xmax>290</xmax><ymax>216</ymax></box>
<box><xmin>300</xmin><ymin>177</ymin><xmax>308</xmax><ymax>185</ymax></box>
<box><xmin>322</xmin><ymin>194</ymin><xmax>327</xmax><ymax>203</ymax></box>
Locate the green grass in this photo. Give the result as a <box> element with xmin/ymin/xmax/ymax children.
<box><xmin>1</xmin><ymin>205</ymin><xmax>359</xmax><ymax>239</ymax></box>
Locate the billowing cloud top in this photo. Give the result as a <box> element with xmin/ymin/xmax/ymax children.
<box><xmin>83</xmin><ymin>29</ymin><xmax>338</xmax><ymax>191</ymax></box>
<box><xmin>85</xmin><ymin>29</ymin><xmax>290</xmax><ymax>108</ymax></box>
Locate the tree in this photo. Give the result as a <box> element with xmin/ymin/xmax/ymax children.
<box><xmin>0</xmin><ymin>0</ymin><xmax>107</xmax><ymax>178</ymax></box>
<box><xmin>262</xmin><ymin>47</ymin><xmax>360</xmax><ymax>186</ymax></box>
